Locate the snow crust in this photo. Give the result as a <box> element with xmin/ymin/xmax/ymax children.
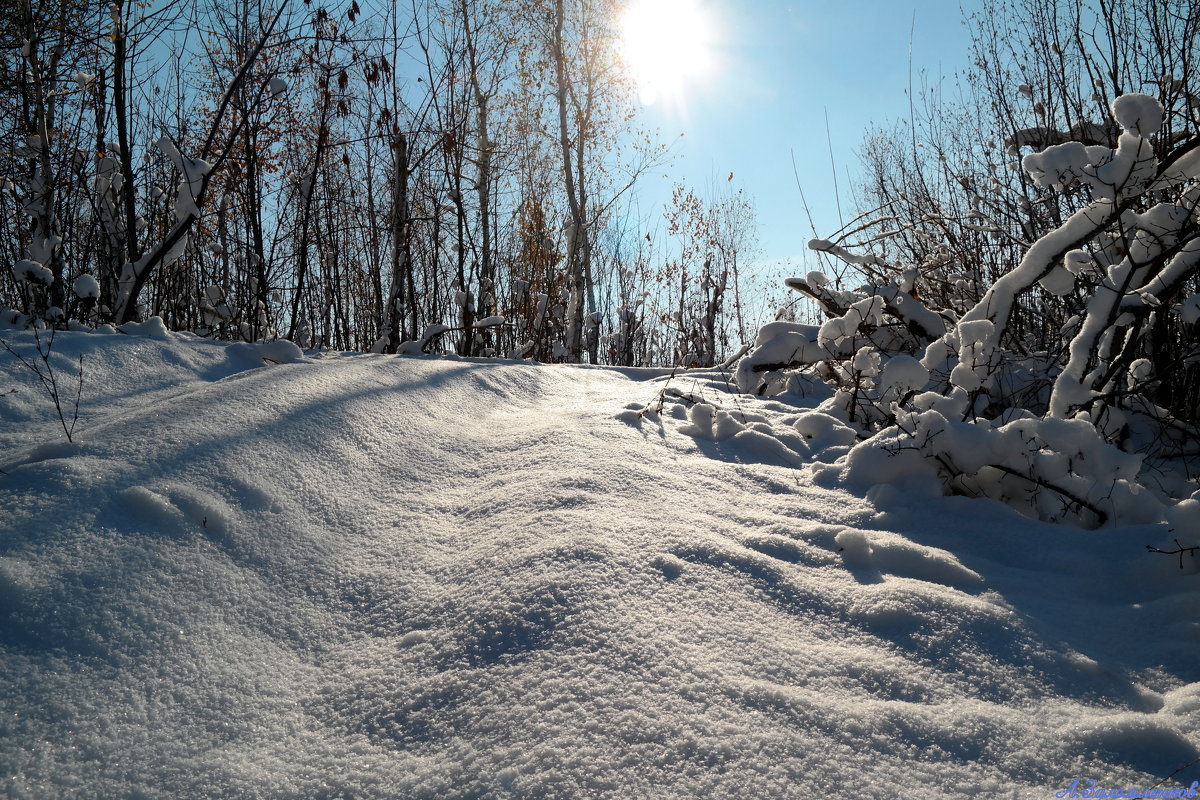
<box><xmin>1</xmin><ymin>332</ymin><xmax>1197</xmax><ymax>798</ymax></box>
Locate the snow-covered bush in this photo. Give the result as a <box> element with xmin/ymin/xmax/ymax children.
<box><xmin>741</xmin><ymin>92</ymin><xmax>1200</xmax><ymax>527</ymax></box>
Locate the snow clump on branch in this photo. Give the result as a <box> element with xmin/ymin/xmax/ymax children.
<box><xmin>736</xmin><ymin>93</ymin><xmax>1200</xmax><ymax>528</ymax></box>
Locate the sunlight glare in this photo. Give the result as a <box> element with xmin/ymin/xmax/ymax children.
<box><xmin>620</xmin><ymin>0</ymin><xmax>713</xmax><ymax>106</ymax></box>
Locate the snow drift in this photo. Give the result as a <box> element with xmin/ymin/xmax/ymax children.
<box><xmin>1</xmin><ymin>328</ymin><xmax>1198</xmax><ymax>798</ymax></box>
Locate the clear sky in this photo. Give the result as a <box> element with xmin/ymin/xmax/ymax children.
<box><xmin>628</xmin><ymin>0</ymin><xmax>980</xmax><ymax>278</ymax></box>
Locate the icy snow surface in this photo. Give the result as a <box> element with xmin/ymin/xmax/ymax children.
<box><xmin>1</xmin><ymin>330</ymin><xmax>1198</xmax><ymax>799</ymax></box>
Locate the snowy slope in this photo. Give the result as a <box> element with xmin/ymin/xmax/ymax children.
<box><xmin>1</xmin><ymin>328</ymin><xmax>1198</xmax><ymax>799</ymax></box>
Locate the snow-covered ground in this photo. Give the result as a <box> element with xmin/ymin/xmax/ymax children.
<box><xmin>1</xmin><ymin>326</ymin><xmax>1197</xmax><ymax>799</ymax></box>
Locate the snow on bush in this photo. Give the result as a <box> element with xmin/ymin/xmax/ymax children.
<box><xmin>473</xmin><ymin>315</ymin><xmax>506</xmax><ymax>329</ymax></box>
<box><xmin>739</xmin><ymin>94</ymin><xmax>1200</xmax><ymax>527</ymax></box>
<box><xmin>71</xmin><ymin>274</ymin><xmax>100</xmax><ymax>300</ymax></box>
<box><xmin>734</xmin><ymin>320</ymin><xmax>830</xmax><ymax>395</ymax></box>
<box><xmin>1111</xmin><ymin>93</ymin><xmax>1165</xmax><ymax>138</ymax></box>
<box><xmin>12</xmin><ymin>259</ymin><xmax>52</xmax><ymax>286</ymax></box>
<box><xmin>117</xmin><ymin>316</ymin><xmax>172</xmax><ymax>340</ymax></box>
<box><xmin>394</xmin><ymin>324</ymin><xmax>451</xmax><ymax>355</ymax></box>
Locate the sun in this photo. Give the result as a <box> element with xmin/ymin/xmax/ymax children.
<box><xmin>619</xmin><ymin>0</ymin><xmax>713</xmax><ymax>106</ymax></box>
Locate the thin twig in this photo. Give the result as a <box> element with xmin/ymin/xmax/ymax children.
<box><xmin>986</xmin><ymin>463</ymin><xmax>1108</xmax><ymax>525</ymax></box>
<box><xmin>1146</xmin><ymin>538</ymin><xmax>1198</xmax><ymax>569</ymax></box>
<box><xmin>0</xmin><ymin>329</ymin><xmax>83</xmax><ymax>442</ymax></box>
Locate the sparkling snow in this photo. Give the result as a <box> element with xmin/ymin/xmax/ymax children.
<box><xmin>1</xmin><ymin>329</ymin><xmax>1197</xmax><ymax>798</ymax></box>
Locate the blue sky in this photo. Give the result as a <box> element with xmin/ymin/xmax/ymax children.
<box><xmin>632</xmin><ymin>0</ymin><xmax>980</xmax><ymax>275</ymax></box>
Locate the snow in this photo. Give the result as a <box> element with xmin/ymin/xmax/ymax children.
<box><xmin>155</xmin><ymin>135</ymin><xmax>212</xmax><ymax>225</ymax></box>
<box><xmin>808</xmin><ymin>237</ymin><xmax>883</xmax><ymax>267</ymax></box>
<box><xmin>12</xmin><ymin>259</ymin><xmax>52</xmax><ymax>286</ymax></box>
<box><xmin>1038</xmin><ymin>265</ymin><xmax>1076</xmax><ymax>296</ymax></box>
<box><xmin>117</xmin><ymin>315</ymin><xmax>172</xmax><ymax>340</ymax></box>
<box><xmin>71</xmin><ymin>274</ymin><xmax>100</xmax><ymax>300</ymax></box>
<box><xmin>920</xmin><ymin>198</ymin><xmax>1119</xmax><ymax>383</ymax></box>
<box><xmin>473</xmin><ymin>315</ymin><xmax>506</xmax><ymax>329</ymax></box>
<box><xmin>1</xmin><ymin>330</ymin><xmax>1198</xmax><ymax>798</ymax></box>
<box><xmin>818</xmin><ymin>296</ymin><xmax>887</xmax><ymax>352</ymax></box>
<box><xmin>877</xmin><ymin>354</ymin><xmax>928</xmax><ymax>396</ymax></box>
<box><xmin>1020</xmin><ymin>104</ymin><xmax>1159</xmax><ymax>203</ymax></box>
<box><xmin>392</xmin><ymin>324</ymin><xmax>453</xmax><ymax>355</ymax></box>
<box><xmin>734</xmin><ymin>321</ymin><xmax>830</xmax><ymax>395</ymax></box>
<box><xmin>1179</xmin><ymin>293</ymin><xmax>1200</xmax><ymax>325</ymax></box>
<box><xmin>1111</xmin><ymin>93</ymin><xmax>1165</xmax><ymax>138</ymax></box>
<box><xmin>1150</xmin><ymin>146</ymin><xmax>1200</xmax><ymax>190</ymax></box>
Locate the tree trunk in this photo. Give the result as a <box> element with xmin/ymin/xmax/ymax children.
<box><xmin>551</xmin><ymin>0</ymin><xmax>586</xmax><ymax>362</ymax></box>
<box><xmin>376</xmin><ymin>132</ymin><xmax>410</xmax><ymax>354</ymax></box>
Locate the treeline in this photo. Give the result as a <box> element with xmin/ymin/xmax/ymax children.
<box><xmin>1</xmin><ymin>0</ymin><xmax>757</xmax><ymax>365</ymax></box>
